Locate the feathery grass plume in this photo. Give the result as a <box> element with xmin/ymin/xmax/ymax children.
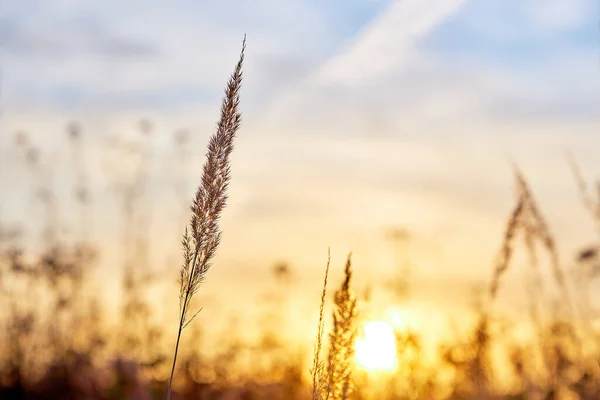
<box><xmin>489</xmin><ymin>188</ymin><xmax>525</xmax><ymax>301</ymax></box>
<box><xmin>312</xmin><ymin>249</ymin><xmax>331</xmax><ymax>400</ymax></box>
<box><xmin>166</xmin><ymin>35</ymin><xmax>245</xmax><ymax>400</ymax></box>
<box><xmin>325</xmin><ymin>253</ymin><xmax>358</xmax><ymax>400</ymax></box>
<box><xmin>513</xmin><ymin>167</ymin><xmax>574</xmax><ymax>312</ymax></box>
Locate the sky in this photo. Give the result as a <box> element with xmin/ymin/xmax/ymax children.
<box><xmin>0</xmin><ymin>0</ymin><xmax>599</xmax><ymax>334</ymax></box>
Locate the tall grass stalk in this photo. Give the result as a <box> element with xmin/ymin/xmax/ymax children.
<box><xmin>311</xmin><ymin>252</ymin><xmax>358</xmax><ymax>400</ymax></box>
<box><xmin>166</xmin><ymin>35</ymin><xmax>245</xmax><ymax>400</ymax></box>
<box><xmin>489</xmin><ymin>190</ymin><xmax>524</xmax><ymax>301</ymax></box>
<box><xmin>312</xmin><ymin>249</ymin><xmax>331</xmax><ymax>400</ymax></box>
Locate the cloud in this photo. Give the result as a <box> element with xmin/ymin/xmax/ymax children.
<box><xmin>0</xmin><ymin>0</ymin><xmax>393</xmax><ymax>112</ymax></box>
<box><xmin>262</xmin><ymin>0</ymin><xmax>469</xmax><ymax>126</ymax></box>
<box><xmin>312</xmin><ymin>0</ymin><xmax>469</xmax><ymax>85</ymax></box>
<box><xmin>0</xmin><ymin>19</ymin><xmax>157</xmax><ymax>58</ymax></box>
<box><xmin>263</xmin><ymin>0</ymin><xmax>600</xmax><ymax>133</ymax></box>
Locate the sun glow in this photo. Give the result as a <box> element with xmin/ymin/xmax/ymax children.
<box><xmin>355</xmin><ymin>321</ymin><xmax>398</xmax><ymax>372</ymax></box>
<box><xmin>388</xmin><ymin>308</ymin><xmax>420</xmax><ymax>330</ymax></box>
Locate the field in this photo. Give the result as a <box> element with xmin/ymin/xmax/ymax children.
<box><xmin>1</xmin><ymin>2</ymin><xmax>600</xmax><ymax>400</ymax></box>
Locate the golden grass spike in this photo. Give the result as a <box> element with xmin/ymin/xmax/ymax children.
<box><xmin>514</xmin><ymin>167</ymin><xmax>574</xmax><ymax>313</ymax></box>
<box><xmin>166</xmin><ymin>34</ymin><xmax>245</xmax><ymax>400</ymax></box>
<box><xmin>325</xmin><ymin>253</ymin><xmax>358</xmax><ymax>400</ymax></box>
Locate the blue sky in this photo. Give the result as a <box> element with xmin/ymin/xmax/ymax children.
<box><xmin>0</xmin><ymin>0</ymin><xmax>391</xmax><ymax>110</ymax></box>
<box><xmin>0</xmin><ymin>0</ymin><xmax>598</xmax><ymax>120</ymax></box>
<box><xmin>1</xmin><ymin>0</ymin><xmax>599</xmax><ymax>314</ymax></box>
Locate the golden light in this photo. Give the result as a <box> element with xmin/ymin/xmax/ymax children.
<box><xmin>355</xmin><ymin>321</ymin><xmax>398</xmax><ymax>372</ymax></box>
<box><xmin>388</xmin><ymin>307</ymin><xmax>420</xmax><ymax>331</ymax></box>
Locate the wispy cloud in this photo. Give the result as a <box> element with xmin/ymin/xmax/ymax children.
<box><xmin>0</xmin><ymin>19</ymin><xmax>157</xmax><ymax>58</ymax></box>
<box><xmin>312</xmin><ymin>0</ymin><xmax>469</xmax><ymax>85</ymax></box>
<box><xmin>265</xmin><ymin>0</ymin><xmax>599</xmax><ymax>130</ymax></box>
<box><xmin>0</xmin><ymin>0</ymin><xmax>392</xmax><ymax>111</ymax></box>
<box><xmin>262</xmin><ymin>0</ymin><xmax>468</xmax><ymax>123</ymax></box>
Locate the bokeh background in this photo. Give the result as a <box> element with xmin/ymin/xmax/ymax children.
<box><xmin>1</xmin><ymin>0</ymin><xmax>600</xmax><ymax>399</ymax></box>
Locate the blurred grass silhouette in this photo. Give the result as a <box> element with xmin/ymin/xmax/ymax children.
<box><xmin>1</xmin><ymin>41</ymin><xmax>600</xmax><ymax>400</ymax></box>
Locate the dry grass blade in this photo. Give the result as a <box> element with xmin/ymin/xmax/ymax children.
<box><xmin>566</xmin><ymin>151</ymin><xmax>595</xmax><ymax>214</ymax></box>
<box><xmin>489</xmin><ymin>192</ymin><xmax>525</xmax><ymax>301</ymax></box>
<box><xmin>166</xmin><ymin>35</ymin><xmax>246</xmax><ymax>400</ymax></box>
<box><xmin>522</xmin><ymin>209</ymin><xmax>545</xmax><ymax>322</ymax></box>
<box><xmin>312</xmin><ymin>248</ymin><xmax>331</xmax><ymax>400</ymax></box>
<box><xmin>325</xmin><ymin>253</ymin><xmax>358</xmax><ymax>400</ymax></box>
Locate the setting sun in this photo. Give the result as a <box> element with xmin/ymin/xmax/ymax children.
<box><xmin>355</xmin><ymin>321</ymin><xmax>398</xmax><ymax>372</ymax></box>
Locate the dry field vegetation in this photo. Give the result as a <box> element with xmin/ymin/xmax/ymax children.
<box><xmin>1</xmin><ymin>38</ymin><xmax>600</xmax><ymax>400</ymax></box>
